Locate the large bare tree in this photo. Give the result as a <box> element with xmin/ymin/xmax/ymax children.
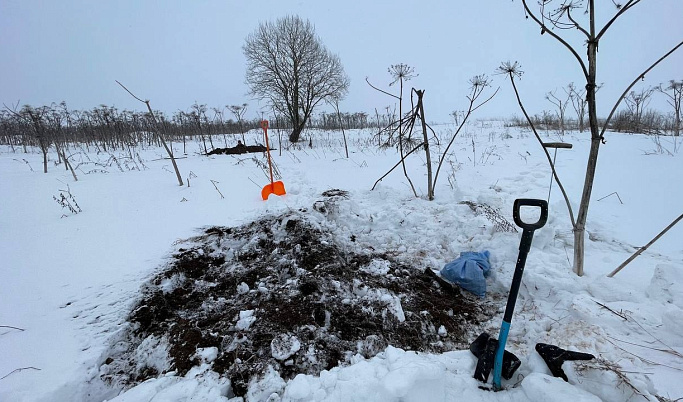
<box><xmin>243</xmin><ymin>15</ymin><xmax>349</xmax><ymax>143</ymax></box>
<box><xmin>515</xmin><ymin>0</ymin><xmax>682</xmax><ymax>276</ymax></box>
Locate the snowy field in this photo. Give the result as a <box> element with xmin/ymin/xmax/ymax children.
<box><xmin>1</xmin><ymin>123</ymin><xmax>682</xmax><ymax>401</ymax></box>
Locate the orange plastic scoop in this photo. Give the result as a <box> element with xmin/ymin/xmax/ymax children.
<box><xmin>260</xmin><ymin>120</ymin><xmax>286</xmax><ymax>200</ymax></box>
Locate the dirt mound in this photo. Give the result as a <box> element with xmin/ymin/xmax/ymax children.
<box><xmin>207</xmin><ymin>143</ymin><xmax>267</xmax><ymax>155</ymax></box>
<box><xmin>100</xmin><ymin>194</ymin><xmax>494</xmax><ymax>398</ymax></box>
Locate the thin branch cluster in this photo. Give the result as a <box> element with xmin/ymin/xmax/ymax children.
<box><xmin>53</xmin><ymin>186</ymin><xmax>81</xmax><ymax>216</ymax></box>
<box><xmin>388</xmin><ymin>64</ymin><xmax>418</xmax><ymax>86</ymax></box>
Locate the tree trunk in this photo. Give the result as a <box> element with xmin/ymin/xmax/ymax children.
<box><xmin>334</xmin><ymin>100</ymin><xmax>349</xmax><ymax>158</ymax></box>
<box><xmin>289</xmin><ymin>121</ymin><xmax>306</xmax><ymax>143</ymax></box>
<box><xmin>41</xmin><ymin>144</ymin><xmax>48</xmax><ymax>173</ymax></box>
<box><xmin>574</xmin><ymin>0</ymin><xmax>599</xmax><ymax>277</ymax></box>
<box><xmin>143</xmin><ymin>101</ymin><xmax>183</xmax><ymax>186</ymax></box>
<box><xmin>416</xmin><ymin>91</ymin><xmax>434</xmax><ymax>200</ymax></box>
<box><xmin>289</xmin><ymin>126</ymin><xmax>302</xmax><ymax>143</ymax></box>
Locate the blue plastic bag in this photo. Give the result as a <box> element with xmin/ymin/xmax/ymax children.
<box><xmin>440</xmin><ymin>250</ymin><xmax>491</xmax><ymax>298</ymax></box>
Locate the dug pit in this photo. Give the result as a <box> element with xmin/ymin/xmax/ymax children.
<box><xmin>100</xmin><ymin>192</ymin><xmax>495</xmax><ymax>398</ymax></box>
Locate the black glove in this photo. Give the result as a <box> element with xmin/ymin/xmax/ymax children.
<box><xmin>470</xmin><ymin>332</ymin><xmax>521</xmax><ymax>382</ymax></box>
<box><xmin>535</xmin><ymin>343</ymin><xmax>595</xmax><ymax>382</ymax></box>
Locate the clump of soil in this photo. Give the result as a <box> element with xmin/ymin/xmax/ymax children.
<box><xmin>100</xmin><ymin>192</ymin><xmax>495</xmax><ymax>398</ymax></box>
<box><xmin>207</xmin><ymin>143</ymin><xmax>267</xmax><ymax>155</ymax></box>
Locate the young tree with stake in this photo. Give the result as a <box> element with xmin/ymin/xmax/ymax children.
<box><xmin>511</xmin><ymin>0</ymin><xmax>683</xmax><ymax>276</ymax></box>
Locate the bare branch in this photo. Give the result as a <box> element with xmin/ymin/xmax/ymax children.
<box><xmin>520</xmin><ymin>0</ymin><xmax>589</xmax><ymax>81</ymax></box>
<box><xmin>0</xmin><ymin>325</ymin><xmax>25</xmax><ymax>331</ymax></box>
<box><xmin>565</xmin><ymin>6</ymin><xmax>590</xmax><ymax>38</ymax></box>
<box><xmin>371</xmin><ymin>142</ymin><xmax>424</xmax><ymax>191</ymax></box>
<box><xmin>115</xmin><ymin>80</ymin><xmax>146</xmax><ymax>103</ymax></box>
<box><xmin>366</xmin><ymin>77</ymin><xmax>400</xmax><ymax>100</ymax></box>
<box><xmin>1</xmin><ymin>367</ymin><xmax>41</xmax><ymax>380</ymax></box>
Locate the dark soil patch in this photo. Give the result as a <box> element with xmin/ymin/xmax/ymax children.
<box><xmin>100</xmin><ymin>192</ymin><xmax>495</xmax><ymax>398</ymax></box>
<box><xmin>207</xmin><ymin>144</ymin><xmax>268</xmax><ymax>155</ymax></box>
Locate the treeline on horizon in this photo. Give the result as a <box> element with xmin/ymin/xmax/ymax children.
<box><xmin>1</xmin><ymin>99</ymin><xmax>679</xmax><ymax>153</ymax></box>
<box><xmin>0</xmin><ymin>101</ymin><xmax>380</xmax><ymax>152</ymax></box>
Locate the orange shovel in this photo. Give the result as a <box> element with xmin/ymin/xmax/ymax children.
<box><xmin>260</xmin><ymin>120</ymin><xmax>286</xmax><ymax>200</ymax></box>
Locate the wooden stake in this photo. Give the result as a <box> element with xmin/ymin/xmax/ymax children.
<box><xmin>608</xmin><ymin>213</ymin><xmax>683</xmax><ymax>277</ymax></box>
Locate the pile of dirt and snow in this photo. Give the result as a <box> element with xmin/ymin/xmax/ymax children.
<box><xmin>100</xmin><ymin>192</ymin><xmax>496</xmax><ymax>398</ymax></box>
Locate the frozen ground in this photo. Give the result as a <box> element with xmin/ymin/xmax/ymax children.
<box><xmin>0</xmin><ymin>123</ymin><xmax>681</xmax><ymax>401</ymax></box>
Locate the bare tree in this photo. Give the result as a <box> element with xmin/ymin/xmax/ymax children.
<box><xmin>371</xmin><ymin>87</ymin><xmax>436</xmax><ymax>200</ymax></box>
<box><xmin>545</xmin><ymin>89</ymin><xmax>571</xmax><ymax>138</ymax></box>
<box><xmin>228</xmin><ymin>104</ymin><xmax>248</xmax><ymax>144</ymax></box>
<box><xmin>189</xmin><ymin>102</ymin><xmax>212</xmax><ymax>153</ymax></box>
<box><xmin>515</xmin><ymin>0</ymin><xmax>683</xmax><ymax>276</ymax></box>
<box><xmin>5</xmin><ymin>105</ymin><xmax>52</xmax><ymax>173</ymax></box>
<box><xmin>388</xmin><ymin>64</ymin><xmax>418</xmax><ymax>197</ymax></box>
<box><xmin>330</xmin><ymin>97</ymin><xmax>349</xmax><ymax>158</ymax></box>
<box><xmin>657</xmin><ymin>80</ymin><xmax>682</xmax><ymax>137</ymax></box>
<box><xmin>415</xmin><ymin>89</ymin><xmax>434</xmax><ymax>200</ymax></box>
<box><xmin>116</xmin><ymin>80</ymin><xmax>183</xmax><ymax>186</ymax></box>
<box><xmin>450</xmin><ymin>110</ymin><xmax>464</xmax><ymax>126</ymax></box>
<box><xmin>567</xmin><ymin>82</ymin><xmax>587</xmax><ymax>132</ymax></box>
<box><xmin>211</xmin><ymin>107</ymin><xmax>229</xmax><ymax>147</ymax></box>
<box><xmin>46</xmin><ymin>102</ymin><xmax>78</xmax><ymax>181</ymax></box>
<box><xmin>367</xmin><ymin>64</ymin><xmax>419</xmax><ymax>197</ymax></box>
<box><xmin>623</xmin><ymin>87</ymin><xmax>655</xmax><ymax>133</ymax></box>
<box><xmin>243</xmin><ymin>15</ymin><xmax>349</xmax><ymax>143</ymax></box>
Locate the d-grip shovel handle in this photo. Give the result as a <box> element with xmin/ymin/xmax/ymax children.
<box><xmin>513</xmin><ymin>198</ymin><xmax>548</xmax><ymax>231</ymax></box>
<box><xmin>492</xmin><ymin>198</ymin><xmax>548</xmax><ymax>391</ymax></box>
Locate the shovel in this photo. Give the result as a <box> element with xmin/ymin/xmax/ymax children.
<box><xmin>470</xmin><ymin>198</ymin><xmax>548</xmax><ymax>390</ymax></box>
<box><xmin>260</xmin><ymin>120</ymin><xmax>286</xmax><ymax>200</ymax></box>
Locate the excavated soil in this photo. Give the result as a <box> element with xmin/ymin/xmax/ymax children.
<box><xmin>100</xmin><ymin>192</ymin><xmax>495</xmax><ymax>398</ymax></box>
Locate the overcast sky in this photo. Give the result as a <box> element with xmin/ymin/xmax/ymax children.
<box><xmin>1</xmin><ymin>0</ymin><xmax>681</xmax><ymax>123</ymax></box>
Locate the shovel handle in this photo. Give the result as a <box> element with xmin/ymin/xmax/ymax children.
<box><xmin>261</xmin><ymin>120</ymin><xmax>274</xmax><ymax>184</ymax></box>
<box><xmin>493</xmin><ymin>198</ymin><xmax>548</xmax><ymax>390</ymax></box>
<box><xmin>513</xmin><ymin>199</ymin><xmax>548</xmax><ymax>231</ymax></box>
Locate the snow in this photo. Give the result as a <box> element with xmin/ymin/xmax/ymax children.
<box><xmin>236</xmin><ymin>310</ymin><xmax>257</xmax><ymax>331</ymax></box>
<box><xmin>271</xmin><ymin>334</ymin><xmax>301</xmax><ymax>361</ymax></box>
<box><xmin>1</xmin><ymin>125</ymin><xmax>682</xmax><ymax>401</ymax></box>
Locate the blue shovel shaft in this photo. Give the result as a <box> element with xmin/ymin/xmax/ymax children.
<box><xmin>493</xmin><ymin>321</ymin><xmax>511</xmax><ymax>388</ymax></box>
<box><xmin>492</xmin><ymin>230</ymin><xmax>533</xmax><ymax>390</ymax></box>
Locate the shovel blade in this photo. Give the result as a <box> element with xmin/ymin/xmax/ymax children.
<box><xmin>261</xmin><ymin>181</ymin><xmax>286</xmax><ymax>200</ymax></box>
<box><xmin>272</xmin><ymin>181</ymin><xmax>286</xmax><ymax>196</ymax></box>
<box><xmin>470</xmin><ymin>332</ymin><xmax>521</xmax><ymax>382</ymax></box>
